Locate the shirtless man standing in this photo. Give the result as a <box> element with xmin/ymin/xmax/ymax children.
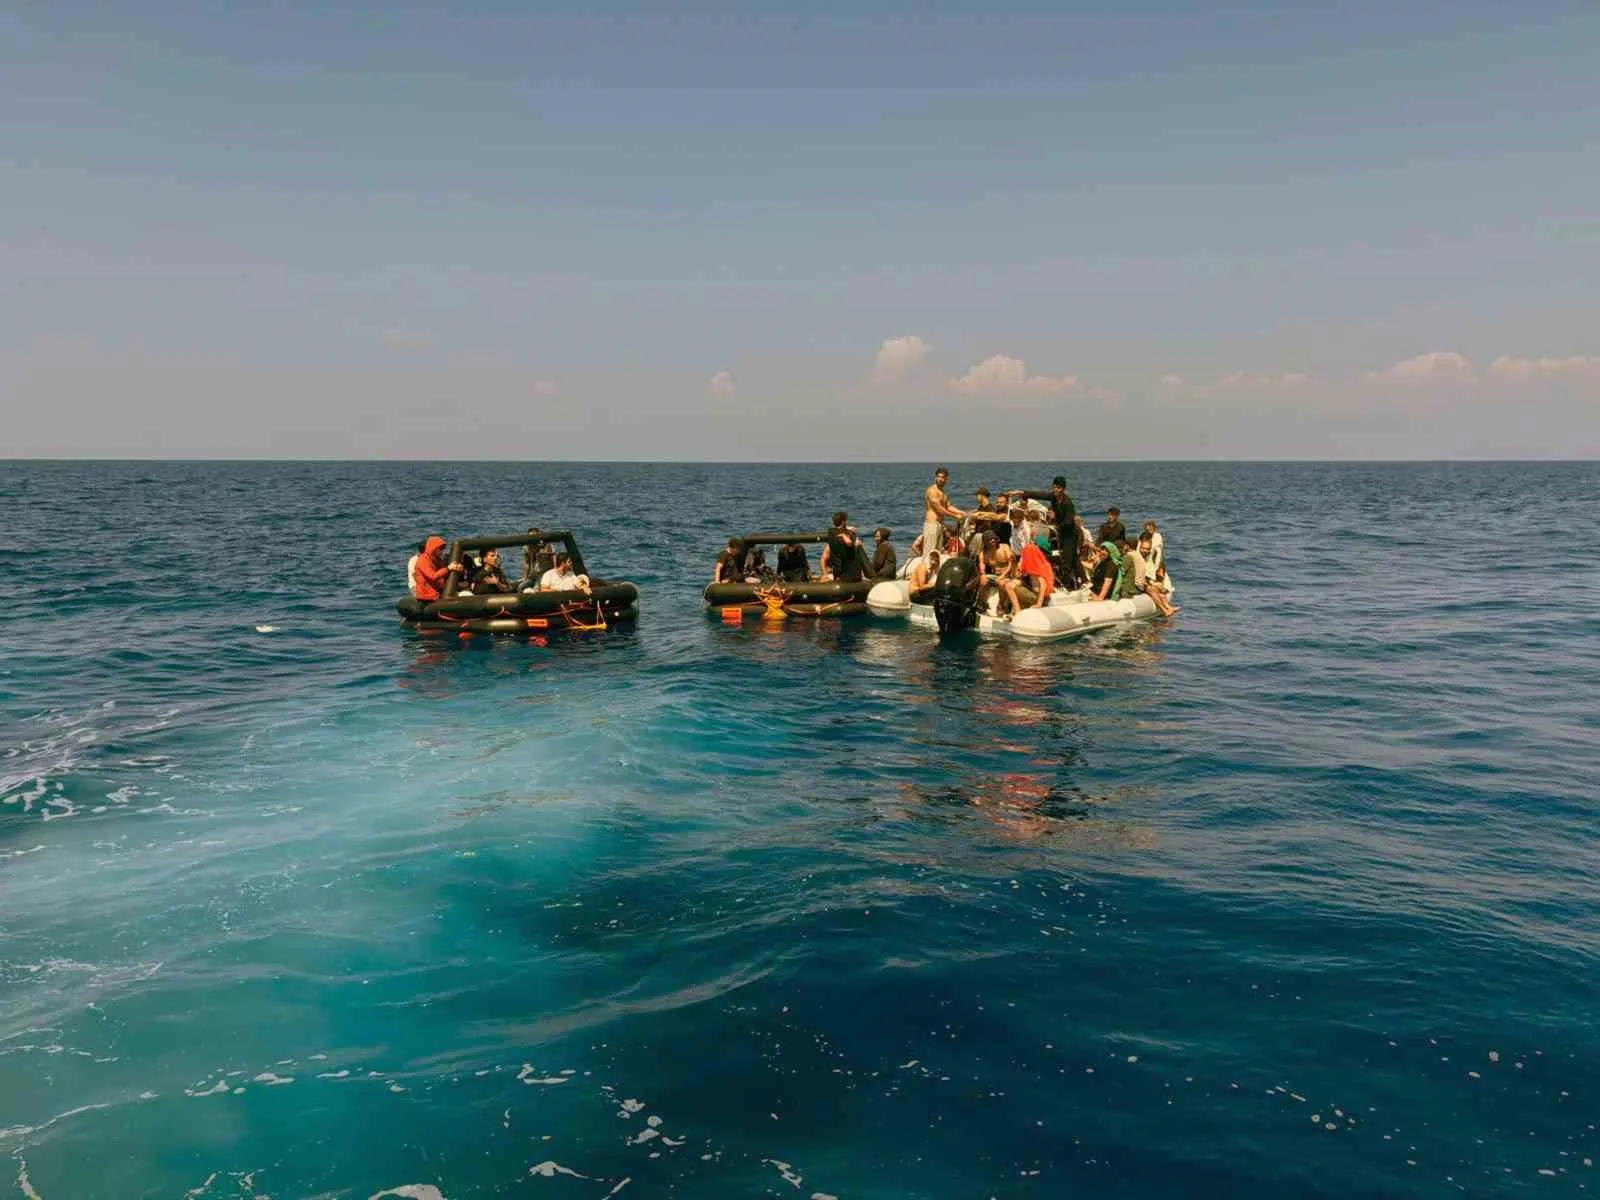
<box><xmin>922</xmin><ymin>467</ymin><xmax>965</xmax><ymax>558</ymax></box>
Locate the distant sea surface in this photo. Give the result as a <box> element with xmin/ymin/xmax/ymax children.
<box><xmin>2</xmin><ymin>460</ymin><xmax>1597</xmax><ymax>1199</ymax></box>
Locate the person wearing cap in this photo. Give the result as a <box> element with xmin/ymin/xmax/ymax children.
<box><xmin>411</xmin><ymin>536</ymin><xmax>463</xmax><ymax>602</ymax></box>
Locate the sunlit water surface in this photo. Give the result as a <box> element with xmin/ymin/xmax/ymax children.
<box><xmin>2</xmin><ymin>461</ymin><xmax>1596</xmax><ymax>1198</ymax></box>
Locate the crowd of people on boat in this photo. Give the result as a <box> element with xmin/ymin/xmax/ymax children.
<box><xmin>914</xmin><ymin>467</ymin><xmax>1179</xmax><ymax>617</ymax></box>
<box><xmin>407</xmin><ymin>529</ymin><xmax>591</xmax><ymax>601</ymax></box>
<box><xmin>709</xmin><ymin>468</ymin><xmax>1178</xmax><ymax>618</ymax></box>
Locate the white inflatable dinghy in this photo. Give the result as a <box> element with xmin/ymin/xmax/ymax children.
<box><xmin>866</xmin><ymin>576</ymin><xmax>1159</xmax><ymax>642</ymax></box>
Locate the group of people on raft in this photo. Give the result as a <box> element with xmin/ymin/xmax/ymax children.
<box><xmin>407</xmin><ymin>531</ymin><xmax>591</xmax><ymax>601</ymax></box>
<box><xmin>712</xmin><ymin>512</ymin><xmax>897</xmax><ymax>589</ymax></box>
<box><xmin>912</xmin><ymin>468</ymin><xmax>1178</xmax><ymax>617</ymax></box>
<box><xmin>711</xmin><ymin>468</ymin><xmax>1178</xmax><ymax>619</ymax></box>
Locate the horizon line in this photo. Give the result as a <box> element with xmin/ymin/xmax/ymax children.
<box><xmin>7</xmin><ymin>456</ymin><xmax>1598</xmax><ymax>465</ymax></box>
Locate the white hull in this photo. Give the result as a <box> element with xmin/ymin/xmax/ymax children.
<box><xmin>865</xmin><ymin>579</ymin><xmax>1160</xmax><ymax>642</ymax></box>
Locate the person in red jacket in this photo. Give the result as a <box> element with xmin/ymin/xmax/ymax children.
<box><xmin>412</xmin><ymin>536</ymin><xmax>462</xmax><ymax>601</ymax></box>
<box><xmin>1017</xmin><ymin>540</ymin><xmax>1055</xmax><ymax>608</ymax></box>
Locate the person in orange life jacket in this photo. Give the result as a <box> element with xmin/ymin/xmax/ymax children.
<box><xmin>412</xmin><ymin>536</ymin><xmax>462</xmax><ymax>601</ymax></box>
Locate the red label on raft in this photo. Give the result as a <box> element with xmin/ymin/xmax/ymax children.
<box><xmin>721</xmin><ymin>607</ymin><xmax>743</xmax><ymax>624</ymax></box>
<box><xmin>524</xmin><ymin>617</ymin><xmax>549</xmax><ymax>629</ymax></box>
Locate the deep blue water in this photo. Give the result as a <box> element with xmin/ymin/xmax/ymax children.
<box><xmin>1</xmin><ymin>460</ymin><xmax>1597</xmax><ymax>1199</ymax></box>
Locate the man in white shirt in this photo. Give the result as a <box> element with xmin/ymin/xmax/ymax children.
<box><xmin>1135</xmin><ymin>532</ymin><xmax>1178</xmax><ymax>616</ymax></box>
<box><xmin>539</xmin><ymin>552</ymin><xmax>591</xmax><ymax>593</ymax></box>
<box><xmin>1141</xmin><ymin>520</ymin><xmax>1165</xmax><ymax>574</ymax></box>
<box><xmin>405</xmin><ymin>541</ymin><xmax>424</xmax><ymax>597</ymax></box>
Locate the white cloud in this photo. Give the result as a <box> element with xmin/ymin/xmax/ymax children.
<box><xmin>1487</xmin><ymin>355</ymin><xmax>1600</xmax><ymax>385</ymax></box>
<box><xmin>1361</xmin><ymin>351</ymin><xmax>1474</xmax><ymax>385</ymax></box>
<box><xmin>708</xmin><ymin>370</ymin><xmax>735</xmax><ymax>399</ymax></box>
<box><xmin>531</xmin><ymin>379</ymin><xmax>559</xmax><ymax>396</ymax></box>
<box><xmin>948</xmin><ymin>354</ymin><xmax>1085</xmax><ymax>396</ymax></box>
<box><xmin>869</xmin><ymin>335</ymin><xmax>933</xmax><ymax>389</ymax></box>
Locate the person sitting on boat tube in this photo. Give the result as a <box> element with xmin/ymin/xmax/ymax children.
<box><xmin>1085</xmin><ymin>544</ymin><xmax>1114</xmax><ymax>601</ymax></box>
<box><xmin>412</xmin><ymin>537</ymin><xmax>464</xmax><ymax>601</ymax></box>
<box><xmin>1016</xmin><ymin>540</ymin><xmax>1055</xmax><ymax>608</ymax></box>
<box><xmin>777</xmin><ymin>542</ymin><xmax>810</xmax><ymax>582</ymax></box>
<box><xmin>713</xmin><ymin>538</ymin><xmax>747</xmax><ymax>584</ymax></box>
<box><xmin>1136</xmin><ymin>532</ymin><xmax>1179</xmax><ymax>616</ymax></box>
<box><xmin>907</xmin><ymin>549</ymin><xmax>942</xmax><ymax>604</ymax></box>
<box><xmin>473</xmin><ymin>547</ymin><xmax>513</xmax><ymax>594</ymax></box>
<box><xmin>981</xmin><ymin>533</ymin><xmax>1023</xmax><ymax>616</ymax></box>
<box><xmin>870</xmin><ymin>528</ymin><xmax>897</xmax><ymax>581</ymax></box>
<box><xmin>540</xmin><ymin>552</ymin><xmax>591</xmax><ymax>593</ymax></box>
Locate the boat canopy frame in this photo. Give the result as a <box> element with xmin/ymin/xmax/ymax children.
<box><xmin>735</xmin><ymin>530</ymin><xmax>833</xmax><ymax>546</ymax></box>
<box><xmin>443</xmin><ymin>530</ymin><xmax>587</xmax><ymax>599</ymax></box>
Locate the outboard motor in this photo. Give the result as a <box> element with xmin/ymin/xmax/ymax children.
<box><xmin>931</xmin><ymin>555</ymin><xmax>980</xmax><ymax>634</ymax></box>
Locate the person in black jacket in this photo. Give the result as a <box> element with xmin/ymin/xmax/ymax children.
<box><xmin>777</xmin><ymin>543</ymin><xmax>810</xmax><ymax>582</ymax></box>
<box><xmin>1019</xmin><ymin>475</ymin><xmax>1081</xmax><ymax>587</ymax></box>
<box><xmin>1096</xmin><ymin>507</ymin><xmax>1127</xmax><ymax>546</ymax></box>
<box><xmin>870</xmin><ymin>528</ymin><xmax>897</xmax><ymax>580</ymax></box>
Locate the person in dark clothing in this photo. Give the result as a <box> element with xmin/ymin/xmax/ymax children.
<box><xmin>870</xmin><ymin>528</ymin><xmax>897</xmax><ymax>580</ymax></box>
<box><xmin>473</xmin><ymin>547</ymin><xmax>513</xmax><ymax>593</ymax></box>
<box><xmin>714</xmin><ymin>538</ymin><xmax>747</xmax><ymax>584</ymax></box>
<box><xmin>1096</xmin><ymin>507</ymin><xmax>1127</xmax><ymax>546</ymax></box>
<box><xmin>821</xmin><ymin>511</ymin><xmax>866</xmax><ymax>582</ymax></box>
<box><xmin>1019</xmin><ymin>475</ymin><xmax>1081</xmax><ymax>587</ymax></box>
<box><xmin>1088</xmin><ymin>545</ymin><xmax>1119</xmax><ymax>601</ymax></box>
<box><xmin>777</xmin><ymin>542</ymin><xmax>810</xmax><ymax>582</ymax></box>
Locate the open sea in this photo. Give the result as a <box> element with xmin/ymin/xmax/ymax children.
<box><xmin>1</xmin><ymin>460</ymin><xmax>1596</xmax><ymax>1199</ymax></box>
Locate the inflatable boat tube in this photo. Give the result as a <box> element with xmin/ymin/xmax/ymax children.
<box><xmin>702</xmin><ymin>529</ymin><xmax>874</xmax><ymax>617</ymax></box>
<box><xmin>867</xmin><ymin>579</ymin><xmax>912</xmax><ymax>614</ymax></box>
<box><xmin>712</xmin><ymin>600</ymin><xmax>869</xmax><ymax>623</ymax></box>
<box><xmin>400</xmin><ymin>581</ymin><xmax>638</xmax><ymax>622</ymax></box>
<box><xmin>398</xmin><ymin>528</ymin><xmax>640</xmax><ymax>635</ymax></box>
<box><xmin>868</xmin><ymin>580</ymin><xmax>1161</xmax><ymax>641</ymax></box>
<box><xmin>410</xmin><ymin>605</ymin><xmax>641</xmax><ymax>637</ymax></box>
<box><xmin>703</xmin><ymin>580</ymin><xmax>872</xmax><ymax>607</ymax></box>
<box><xmin>1009</xmin><ymin>594</ymin><xmax>1158</xmax><ymax>641</ymax></box>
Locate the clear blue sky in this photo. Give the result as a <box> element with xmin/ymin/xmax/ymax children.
<box><xmin>4</xmin><ymin>0</ymin><xmax>1597</xmax><ymax>457</ymax></box>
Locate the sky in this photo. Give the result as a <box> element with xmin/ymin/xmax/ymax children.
<box><xmin>3</xmin><ymin>0</ymin><xmax>1597</xmax><ymax>459</ymax></box>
